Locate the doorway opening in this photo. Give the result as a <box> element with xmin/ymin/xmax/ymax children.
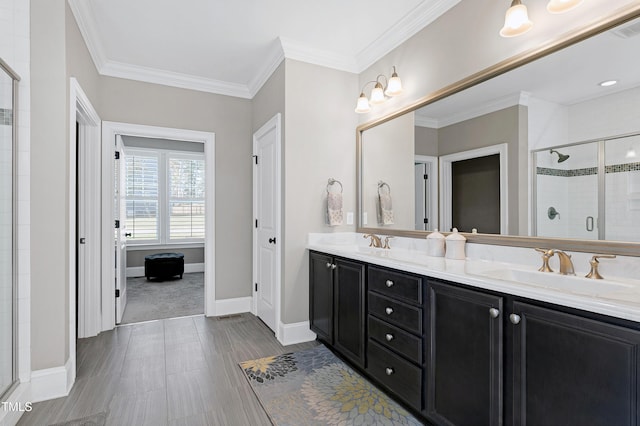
<box><xmin>101</xmin><ymin>122</ymin><xmax>215</xmax><ymax>330</ymax></box>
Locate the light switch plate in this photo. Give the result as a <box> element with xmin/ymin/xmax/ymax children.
<box><xmin>363</xmin><ymin>212</ymin><xmax>368</xmax><ymax>225</ymax></box>
<box><xmin>346</xmin><ymin>212</ymin><xmax>354</xmax><ymax>225</ymax></box>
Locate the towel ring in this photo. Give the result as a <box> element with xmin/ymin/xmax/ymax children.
<box><xmin>378</xmin><ymin>181</ymin><xmax>391</xmax><ymax>195</ymax></box>
<box><xmin>327</xmin><ymin>178</ymin><xmax>343</xmax><ymax>194</ymax></box>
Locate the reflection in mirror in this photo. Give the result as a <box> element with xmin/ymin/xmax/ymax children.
<box><xmin>359</xmin><ymin>14</ymin><xmax>640</xmax><ymax>247</ymax></box>
<box><xmin>534</xmin><ymin>133</ymin><xmax>640</xmax><ymax>242</ymax></box>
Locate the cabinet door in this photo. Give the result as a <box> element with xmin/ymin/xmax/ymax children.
<box><xmin>309</xmin><ymin>252</ymin><xmax>334</xmax><ymax>343</ymax></box>
<box><xmin>511</xmin><ymin>301</ymin><xmax>640</xmax><ymax>426</ymax></box>
<box><xmin>427</xmin><ymin>281</ymin><xmax>503</xmax><ymax>426</ymax></box>
<box><xmin>334</xmin><ymin>258</ymin><xmax>366</xmax><ymax>368</ymax></box>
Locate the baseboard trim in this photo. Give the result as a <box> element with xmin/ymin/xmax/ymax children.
<box><xmin>126</xmin><ymin>262</ymin><xmax>205</xmax><ymax>278</ymax></box>
<box><xmin>214</xmin><ymin>296</ymin><xmax>252</xmax><ymax>316</ymax></box>
<box><xmin>278</xmin><ymin>321</ymin><xmax>317</xmax><ymax>346</ymax></box>
<box><xmin>30</xmin><ymin>358</ymin><xmax>73</xmax><ymax>403</ymax></box>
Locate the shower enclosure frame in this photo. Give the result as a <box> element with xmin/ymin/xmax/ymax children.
<box><xmin>0</xmin><ymin>56</ymin><xmax>19</xmax><ymax>401</ymax></box>
<box><xmin>532</xmin><ymin>131</ymin><xmax>640</xmax><ymax>240</ymax></box>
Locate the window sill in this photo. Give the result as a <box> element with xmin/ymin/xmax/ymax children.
<box><xmin>126</xmin><ymin>242</ymin><xmax>204</xmax><ymax>251</ymax></box>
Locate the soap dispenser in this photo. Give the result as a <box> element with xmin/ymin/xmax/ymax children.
<box><xmin>445</xmin><ymin>228</ymin><xmax>466</xmax><ymax>260</ymax></box>
<box><xmin>426</xmin><ymin>229</ymin><xmax>445</xmax><ymax>257</ymax></box>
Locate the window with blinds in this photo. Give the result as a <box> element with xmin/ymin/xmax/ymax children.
<box><xmin>125</xmin><ymin>149</ymin><xmax>205</xmax><ymax>245</ymax></box>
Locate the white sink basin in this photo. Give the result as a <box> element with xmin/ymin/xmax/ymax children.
<box><xmin>473</xmin><ymin>268</ymin><xmax>635</xmax><ymax>296</ymax></box>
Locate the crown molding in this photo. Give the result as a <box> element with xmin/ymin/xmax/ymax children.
<box><xmin>356</xmin><ymin>0</ymin><xmax>461</xmax><ymax>72</ymax></box>
<box><xmin>247</xmin><ymin>41</ymin><xmax>286</xmax><ymax>97</ymax></box>
<box><xmin>416</xmin><ymin>91</ymin><xmax>531</xmax><ymax>128</ymax></box>
<box><xmin>68</xmin><ymin>0</ymin><xmax>108</xmax><ymax>71</ymax></box>
<box><xmin>279</xmin><ymin>37</ymin><xmax>359</xmax><ymax>73</ymax></box>
<box><xmin>100</xmin><ymin>61</ymin><xmax>253</xmax><ymax>98</ymax></box>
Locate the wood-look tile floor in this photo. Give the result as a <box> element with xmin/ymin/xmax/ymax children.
<box><xmin>18</xmin><ymin>313</ymin><xmax>319</xmax><ymax>426</ymax></box>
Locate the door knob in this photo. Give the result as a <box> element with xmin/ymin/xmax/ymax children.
<box><xmin>489</xmin><ymin>308</ymin><xmax>500</xmax><ymax>318</ymax></box>
<box><xmin>509</xmin><ymin>313</ymin><xmax>521</xmax><ymax>325</ymax></box>
<box><xmin>124</xmin><ymin>232</ymin><xmax>132</xmax><ymax>237</ymax></box>
<box><xmin>268</xmin><ymin>237</ymin><xmax>276</xmax><ymax>244</ymax></box>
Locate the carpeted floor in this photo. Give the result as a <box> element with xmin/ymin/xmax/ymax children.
<box><xmin>239</xmin><ymin>345</ymin><xmax>423</xmax><ymax>425</ymax></box>
<box><xmin>120</xmin><ymin>272</ymin><xmax>204</xmax><ymax>324</ymax></box>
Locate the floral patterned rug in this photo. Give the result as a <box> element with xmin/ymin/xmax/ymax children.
<box><xmin>239</xmin><ymin>345</ymin><xmax>423</xmax><ymax>425</ymax></box>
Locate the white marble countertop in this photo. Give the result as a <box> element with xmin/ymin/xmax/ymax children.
<box><xmin>307</xmin><ymin>233</ymin><xmax>640</xmax><ymax>323</ymax></box>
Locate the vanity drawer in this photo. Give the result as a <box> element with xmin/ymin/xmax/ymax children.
<box><xmin>367</xmin><ymin>339</ymin><xmax>423</xmax><ymax>411</ymax></box>
<box><xmin>368</xmin><ymin>315</ymin><xmax>422</xmax><ymax>365</ymax></box>
<box><xmin>369</xmin><ymin>266</ymin><xmax>422</xmax><ymax>304</ymax></box>
<box><xmin>369</xmin><ymin>292</ymin><xmax>422</xmax><ymax>335</ymax></box>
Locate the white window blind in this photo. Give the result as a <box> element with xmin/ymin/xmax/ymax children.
<box><xmin>125</xmin><ymin>149</ymin><xmax>205</xmax><ymax>245</ymax></box>
<box><xmin>125</xmin><ymin>152</ymin><xmax>159</xmax><ymax>242</ymax></box>
<box><xmin>168</xmin><ymin>156</ymin><xmax>205</xmax><ymax>240</ymax></box>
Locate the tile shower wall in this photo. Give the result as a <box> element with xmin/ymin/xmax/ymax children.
<box><xmin>0</xmin><ymin>0</ymin><xmax>31</xmax><ymax>394</ymax></box>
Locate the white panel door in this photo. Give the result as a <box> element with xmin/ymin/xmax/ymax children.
<box><xmin>253</xmin><ymin>115</ymin><xmax>281</xmax><ymax>333</ymax></box>
<box><xmin>415</xmin><ymin>163</ymin><xmax>427</xmax><ymax>230</ymax></box>
<box><xmin>115</xmin><ymin>135</ymin><xmax>128</xmax><ymax>323</ymax></box>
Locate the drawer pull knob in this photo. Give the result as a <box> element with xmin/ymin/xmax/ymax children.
<box><xmin>326</xmin><ymin>262</ymin><xmax>332</xmax><ymax>268</ymax></box>
<box><xmin>386</xmin><ymin>280</ymin><xmax>394</xmax><ymax>288</ymax></box>
<box><xmin>385</xmin><ymin>367</ymin><xmax>394</xmax><ymax>376</ymax></box>
<box><xmin>385</xmin><ymin>333</ymin><xmax>394</xmax><ymax>342</ymax></box>
<box><xmin>489</xmin><ymin>308</ymin><xmax>500</xmax><ymax>318</ymax></box>
<box><xmin>330</xmin><ymin>263</ymin><xmax>337</xmax><ymax>270</ymax></box>
<box><xmin>385</xmin><ymin>307</ymin><xmax>394</xmax><ymax>315</ymax></box>
<box><xmin>510</xmin><ymin>313</ymin><xmax>521</xmax><ymax>325</ymax></box>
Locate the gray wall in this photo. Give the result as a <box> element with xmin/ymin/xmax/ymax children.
<box><xmin>283</xmin><ymin>59</ymin><xmax>358</xmax><ymax>323</ymax></box>
<box><xmin>252</xmin><ymin>62</ymin><xmax>285</xmax><ymax>132</ymax></box>
<box><xmin>414</xmin><ymin>125</ymin><xmax>438</xmax><ymax>156</ymax></box>
<box><xmin>127</xmin><ymin>248</ymin><xmax>205</xmax><ymax>268</ymax></box>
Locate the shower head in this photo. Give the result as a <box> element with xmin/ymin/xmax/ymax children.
<box><xmin>550</xmin><ymin>149</ymin><xmax>570</xmax><ymax>163</ymax></box>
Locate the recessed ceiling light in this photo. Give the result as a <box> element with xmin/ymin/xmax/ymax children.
<box><xmin>599</xmin><ymin>80</ymin><xmax>618</xmax><ymax>87</ymax></box>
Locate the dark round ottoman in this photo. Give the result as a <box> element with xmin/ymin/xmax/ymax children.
<box><xmin>144</xmin><ymin>252</ymin><xmax>185</xmax><ymax>280</ymax></box>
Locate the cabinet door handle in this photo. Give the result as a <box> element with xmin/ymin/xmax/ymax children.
<box><xmin>385</xmin><ymin>367</ymin><xmax>394</xmax><ymax>376</ymax></box>
<box><xmin>489</xmin><ymin>308</ymin><xmax>500</xmax><ymax>318</ymax></box>
<box><xmin>385</xmin><ymin>333</ymin><xmax>394</xmax><ymax>342</ymax></box>
<box><xmin>509</xmin><ymin>313</ymin><xmax>521</xmax><ymax>325</ymax></box>
<box><xmin>330</xmin><ymin>264</ymin><xmax>337</xmax><ymax>270</ymax></box>
<box><xmin>385</xmin><ymin>307</ymin><xmax>394</xmax><ymax>315</ymax></box>
<box><xmin>386</xmin><ymin>280</ymin><xmax>394</xmax><ymax>288</ymax></box>
<box><xmin>326</xmin><ymin>262</ymin><xmax>332</xmax><ymax>268</ymax></box>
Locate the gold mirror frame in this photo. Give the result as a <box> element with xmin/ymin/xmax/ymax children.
<box><xmin>357</xmin><ymin>5</ymin><xmax>640</xmax><ymax>257</ymax></box>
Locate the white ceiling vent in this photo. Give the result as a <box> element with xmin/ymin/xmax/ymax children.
<box><xmin>611</xmin><ymin>20</ymin><xmax>640</xmax><ymax>39</ymax></box>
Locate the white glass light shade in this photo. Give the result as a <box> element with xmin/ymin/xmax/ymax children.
<box><xmin>385</xmin><ymin>73</ymin><xmax>403</xmax><ymax>96</ymax></box>
<box><xmin>547</xmin><ymin>0</ymin><xmax>583</xmax><ymax>14</ymax></box>
<box><xmin>627</xmin><ymin>147</ymin><xmax>637</xmax><ymax>159</ymax></box>
<box><xmin>355</xmin><ymin>93</ymin><xmax>371</xmax><ymax>113</ymax></box>
<box><xmin>370</xmin><ymin>82</ymin><xmax>385</xmax><ymax>105</ymax></box>
<box><xmin>500</xmin><ymin>3</ymin><xmax>533</xmax><ymax>37</ymax></box>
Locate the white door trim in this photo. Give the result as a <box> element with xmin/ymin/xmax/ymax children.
<box><xmin>439</xmin><ymin>143</ymin><xmax>508</xmax><ymax>234</ymax></box>
<box><xmin>252</xmin><ymin>113</ymin><xmax>282</xmax><ymax>341</ymax></box>
<box><xmin>69</xmin><ymin>78</ymin><xmax>101</xmax><ymax>389</ymax></box>
<box><xmin>101</xmin><ymin>122</ymin><xmax>216</xmax><ymax>331</ymax></box>
<box><xmin>415</xmin><ymin>155</ymin><xmax>439</xmax><ymax>231</ymax></box>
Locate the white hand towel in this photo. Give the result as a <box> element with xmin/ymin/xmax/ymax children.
<box><xmin>378</xmin><ymin>192</ymin><xmax>394</xmax><ymax>225</ymax></box>
<box><xmin>327</xmin><ymin>192</ymin><xmax>344</xmax><ymax>226</ymax></box>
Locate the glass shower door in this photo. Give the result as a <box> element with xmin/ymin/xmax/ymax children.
<box><xmin>535</xmin><ymin>142</ymin><xmax>599</xmax><ymax>240</ymax></box>
<box><xmin>604</xmin><ymin>134</ymin><xmax>640</xmax><ymax>242</ymax></box>
<box><xmin>0</xmin><ymin>60</ymin><xmax>16</xmax><ymax>399</ymax></box>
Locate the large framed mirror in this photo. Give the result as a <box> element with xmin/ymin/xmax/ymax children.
<box><xmin>0</xmin><ymin>57</ymin><xmax>19</xmax><ymax>400</ymax></box>
<box><xmin>357</xmin><ymin>6</ymin><xmax>640</xmax><ymax>256</ymax></box>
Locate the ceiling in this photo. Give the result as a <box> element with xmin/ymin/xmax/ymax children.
<box><xmin>415</xmin><ymin>17</ymin><xmax>640</xmax><ymax>128</ymax></box>
<box><xmin>68</xmin><ymin>0</ymin><xmax>460</xmax><ymax>99</ymax></box>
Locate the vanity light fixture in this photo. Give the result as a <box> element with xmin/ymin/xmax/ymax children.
<box><xmin>626</xmin><ymin>146</ymin><xmax>637</xmax><ymax>159</ymax></box>
<box><xmin>500</xmin><ymin>0</ymin><xmax>583</xmax><ymax>37</ymax></box>
<box><xmin>355</xmin><ymin>67</ymin><xmax>403</xmax><ymax>113</ymax></box>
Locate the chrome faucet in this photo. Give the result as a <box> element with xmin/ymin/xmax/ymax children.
<box><xmin>363</xmin><ymin>234</ymin><xmax>383</xmax><ymax>248</ymax></box>
<box><xmin>551</xmin><ymin>250</ymin><xmax>575</xmax><ymax>275</ymax></box>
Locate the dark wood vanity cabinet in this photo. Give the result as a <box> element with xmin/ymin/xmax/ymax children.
<box><xmin>427</xmin><ymin>280</ymin><xmax>503</xmax><ymax>426</ymax></box>
<box><xmin>308</xmin><ymin>251</ymin><xmax>366</xmax><ymax>368</ymax></box>
<box><xmin>309</xmin><ymin>251</ymin><xmax>640</xmax><ymax>425</ymax></box>
<box><xmin>510</xmin><ymin>301</ymin><xmax>640</xmax><ymax>426</ymax></box>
